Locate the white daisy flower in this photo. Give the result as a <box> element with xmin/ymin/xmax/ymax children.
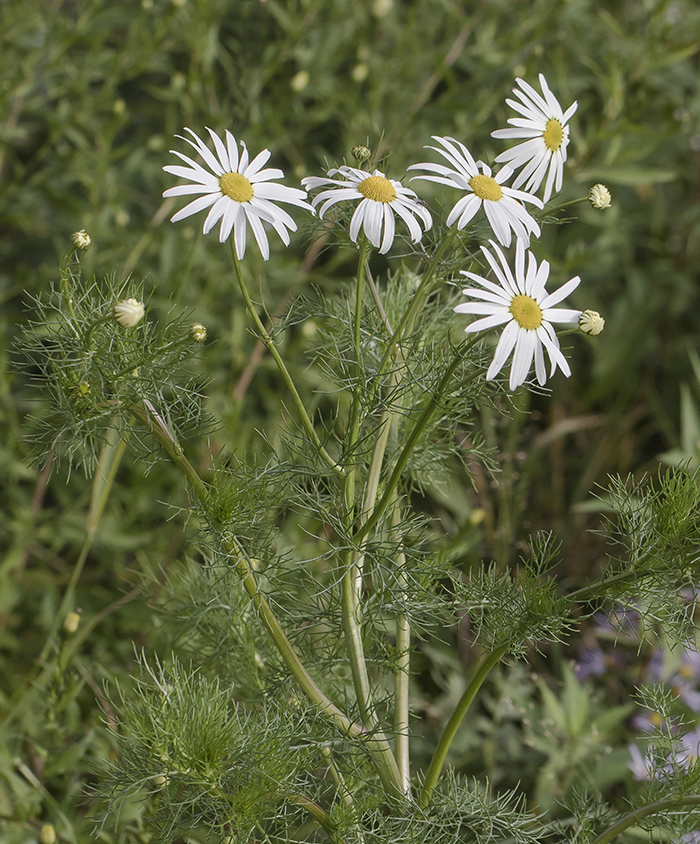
<box><xmin>454</xmin><ymin>240</ymin><xmax>581</xmax><ymax>390</ymax></box>
<box><xmin>408</xmin><ymin>136</ymin><xmax>542</xmax><ymax>247</ymax></box>
<box><xmin>301</xmin><ymin>166</ymin><xmax>432</xmax><ymax>254</ymax></box>
<box><xmin>163</xmin><ymin>127</ymin><xmax>313</xmax><ymax>260</ymax></box>
<box><xmin>491</xmin><ymin>74</ymin><xmax>578</xmax><ymax>204</ymax></box>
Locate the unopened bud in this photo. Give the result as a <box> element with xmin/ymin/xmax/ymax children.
<box><xmin>579</xmin><ymin>310</ymin><xmax>605</xmax><ymax>336</ymax></box>
<box><xmin>71</xmin><ymin>230</ymin><xmax>91</xmax><ymax>252</ymax></box>
<box><xmin>114</xmin><ymin>298</ymin><xmax>145</xmax><ymax>328</ymax></box>
<box><xmin>352</xmin><ymin>144</ymin><xmax>371</xmax><ymax>164</ymax></box>
<box><xmin>152</xmin><ymin>774</ymin><xmax>168</xmax><ymax>788</ymax></box>
<box><xmin>189</xmin><ymin>323</ymin><xmax>207</xmax><ymax>342</ymax></box>
<box><xmin>588</xmin><ymin>184</ymin><xmax>611</xmax><ymax>210</ymax></box>
<box><xmin>63</xmin><ymin>611</ymin><xmax>81</xmax><ymax>634</ymax></box>
<box><xmin>40</xmin><ymin>825</ymin><xmax>56</xmax><ymax>844</ymax></box>
<box><xmin>290</xmin><ymin>70</ymin><xmax>309</xmax><ymax>92</ymax></box>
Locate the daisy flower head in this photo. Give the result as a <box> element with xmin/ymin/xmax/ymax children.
<box><xmin>163</xmin><ymin>127</ymin><xmax>313</xmax><ymax>260</ymax></box>
<box><xmin>408</xmin><ymin>136</ymin><xmax>542</xmax><ymax>247</ymax></box>
<box><xmin>492</xmin><ymin>74</ymin><xmax>578</xmax><ymax>204</ymax></box>
<box><xmin>454</xmin><ymin>240</ymin><xmax>581</xmax><ymax>390</ymax></box>
<box><xmin>301</xmin><ymin>166</ymin><xmax>432</xmax><ymax>254</ymax></box>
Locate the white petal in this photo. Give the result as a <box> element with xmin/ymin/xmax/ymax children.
<box><xmin>464</xmin><ymin>312</ymin><xmax>512</xmax><ymax>333</ymax></box>
<box><xmin>206</xmin><ymin>127</ymin><xmax>231</xmax><ymax>172</ymax></box>
<box><xmin>170</xmin><ymin>192</ymin><xmax>219</xmax><ymax>222</ymax></box>
<box><xmin>202</xmin><ymin>195</ymin><xmax>229</xmax><ymax>234</ymax></box>
<box><xmin>509</xmin><ymin>329</ymin><xmax>536</xmax><ymax>389</ymax></box>
<box><xmin>486</xmin><ymin>320</ymin><xmax>519</xmax><ymax>378</ymax></box>
<box><xmin>225</xmin><ymin>131</ymin><xmax>240</xmax><ymax>172</ymax></box>
<box><xmin>245</xmin><ymin>207</ymin><xmax>271</xmax><ymax>260</ymax></box>
<box><xmin>540</xmin><ymin>275</ymin><xmax>581</xmax><ymax>309</ymax></box>
<box><xmin>379</xmin><ymin>204</ymin><xmax>395</xmax><ymax>254</ymax></box>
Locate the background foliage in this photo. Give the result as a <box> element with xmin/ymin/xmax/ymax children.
<box><xmin>1</xmin><ymin>0</ymin><xmax>700</xmax><ymax>841</ymax></box>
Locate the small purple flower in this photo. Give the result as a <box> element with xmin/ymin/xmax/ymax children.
<box><xmin>574</xmin><ymin>647</ymin><xmax>607</xmax><ymax>681</ymax></box>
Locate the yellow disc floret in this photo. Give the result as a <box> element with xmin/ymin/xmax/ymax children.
<box><xmin>469</xmin><ymin>174</ymin><xmax>503</xmax><ymax>202</ymax></box>
<box><xmin>543</xmin><ymin>118</ymin><xmax>564</xmax><ymax>152</ymax></box>
<box><xmin>357</xmin><ymin>175</ymin><xmax>397</xmax><ymax>203</ymax></box>
<box><xmin>510</xmin><ymin>295</ymin><xmax>543</xmax><ymax>330</ymax></box>
<box><xmin>220</xmin><ymin>172</ymin><xmax>254</xmax><ymax>203</ymax></box>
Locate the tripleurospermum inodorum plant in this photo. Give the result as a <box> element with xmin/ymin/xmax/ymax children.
<box><xmin>16</xmin><ymin>68</ymin><xmax>700</xmax><ymax>844</ymax></box>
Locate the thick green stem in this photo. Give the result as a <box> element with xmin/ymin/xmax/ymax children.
<box><xmin>590</xmin><ymin>795</ymin><xmax>700</xmax><ymax>844</ymax></box>
<box><xmin>391</xmin><ymin>498</ymin><xmax>411</xmax><ymax>793</ymax></box>
<box><xmin>230</xmin><ymin>243</ymin><xmax>343</xmax><ymax>477</ymax></box>
<box><xmin>420</xmin><ymin>643</ymin><xmax>508</xmax><ymax>809</ymax></box>
<box><xmin>339</xmin><ymin>239</ymin><xmax>403</xmax><ymax>797</ymax></box>
<box><xmin>355</xmin><ymin>337</ymin><xmax>481</xmax><ymax>546</ymax></box>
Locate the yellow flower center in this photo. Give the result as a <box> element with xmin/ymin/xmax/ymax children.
<box><xmin>510</xmin><ymin>295</ymin><xmax>543</xmax><ymax>330</ymax></box>
<box><xmin>219</xmin><ymin>172</ymin><xmax>254</xmax><ymax>202</ymax></box>
<box><xmin>543</xmin><ymin>118</ymin><xmax>564</xmax><ymax>152</ymax></box>
<box><xmin>469</xmin><ymin>174</ymin><xmax>502</xmax><ymax>202</ymax></box>
<box><xmin>357</xmin><ymin>175</ymin><xmax>397</xmax><ymax>203</ymax></box>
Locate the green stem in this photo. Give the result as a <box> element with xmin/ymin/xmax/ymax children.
<box><xmin>545</xmin><ymin>195</ymin><xmax>590</xmax><ymax>214</ymax></box>
<box><xmin>339</xmin><ymin>240</ymin><xmax>403</xmax><ymax>797</ymax></box>
<box><xmin>289</xmin><ymin>793</ymin><xmax>337</xmax><ymax>836</ymax></box>
<box><xmin>391</xmin><ymin>497</ymin><xmax>411</xmax><ymax>794</ymax></box>
<box><xmin>420</xmin><ymin>643</ymin><xmax>508</xmax><ymax>809</ymax></box>
<box><xmin>566</xmin><ymin>569</ymin><xmax>640</xmax><ymax>605</ymax></box>
<box><xmin>230</xmin><ymin>243</ymin><xmax>343</xmax><ymax>477</ymax></box>
<box><xmin>130</xmin><ymin>402</ymin><xmax>368</xmax><ymax>748</ymax></box>
<box><xmin>355</xmin><ymin>336</ymin><xmax>480</xmax><ymax>546</ymax></box>
<box><xmin>590</xmin><ymin>795</ymin><xmax>700</xmax><ymax>844</ymax></box>
<box><xmin>374</xmin><ymin>229</ymin><xmax>458</xmax><ymax>381</ymax></box>
<box><xmin>82</xmin><ymin>313</ymin><xmax>113</xmax><ymax>350</ymax></box>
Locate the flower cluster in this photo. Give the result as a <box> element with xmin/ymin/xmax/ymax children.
<box><xmin>163</xmin><ymin>74</ymin><xmax>601</xmax><ymax>390</ymax></box>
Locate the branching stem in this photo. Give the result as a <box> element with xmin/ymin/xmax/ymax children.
<box><xmin>590</xmin><ymin>795</ymin><xmax>700</xmax><ymax>844</ymax></box>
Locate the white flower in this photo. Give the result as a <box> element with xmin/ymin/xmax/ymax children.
<box><xmin>492</xmin><ymin>74</ymin><xmax>578</xmax><ymax>204</ymax></box>
<box><xmin>163</xmin><ymin>127</ymin><xmax>313</xmax><ymax>260</ymax></box>
<box><xmin>454</xmin><ymin>240</ymin><xmax>581</xmax><ymax>390</ymax></box>
<box><xmin>408</xmin><ymin>136</ymin><xmax>542</xmax><ymax>247</ymax></box>
<box><xmin>588</xmin><ymin>183</ymin><xmax>612</xmax><ymax>210</ymax></box>
<box><xmin>301</xmin><ymin>166</ymin><xmax>432</xmax><ymax>254</ymax></box>
<box><xmin>114</xmin><ymin>298</ymin><xmax>145</xmax><ymax>328</ymax></box>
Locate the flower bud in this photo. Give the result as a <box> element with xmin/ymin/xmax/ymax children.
<box><xmin>40</xmin><ymin>825</ymin><xmax>56</xmax><ymax>844</ymax></box>
<box><xmin>152</xmin><ymin>774</ymin><xmax>168</xmax><ymax>788</ymax></box>
<box><xmin>588</xmin><ymin>184</ymin><xmax>611</xmax><ymax>210</ymax></box>
<box><xmin>290</xmin><ymin>70</ymin><xmax>309</xmax><ymax>92</ymax></box>
<box><xmin>114</xmin><ymin>298</ymin><xmax>145</xmax><ymax>328</ymax></box>
<box><xmin>63</xmin><ymin>611</ymin><xmax>81</xmax><ymax>634</ymax></box>
<box><xmin>352</xmin><ymin>144</ymin><xmax>371</xmax><ymax>164</ymax></box>
<box><xmin>70</xmin><ymin>230</ymin><xmax>91</xmax><ymax>252</ymax></box>
<box><xmin>189</xmin><ymin>322</ymin><xmax>207</xmax><ymax>342</ymax></box>
<box><xmin>579</xmin><ymin>310</ymin><xmax>605</xmax><ymax>336</ymax></box>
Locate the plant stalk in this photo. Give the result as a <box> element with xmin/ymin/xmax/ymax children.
<box><xmin>590</xmin><ymin>795</ymin><xmax>700</xmax><ymax>844</ymax></box>
<box><xmin>230</xmin><ymin>243</ymin><xmax>343</xmax><ymax>477</ymax></box>
<box><xmin>420</xmin><ymin>642</ymin><xmax>508</xmax><ymax>808</ymax></box>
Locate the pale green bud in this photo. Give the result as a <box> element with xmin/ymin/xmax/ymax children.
<box><xmin>63</xmin><ymin>611</ymin><xmax>81</xmax><ymax>634</ymax></box>
<box><xmin>114</xmin><ymin>298</ymin><xmax>145</xmax><ymax>328</ymax></box>
<box><xmin>588</xmin><ymin>184</ymin><xmax>611</xmax><ymax>210</ymax></box>
<box><xmin>352</xmin><ymin>144</ymin><xmax>371</xmax><ymax>164</ymax></box>
<box><xmin>70</xmin><ymin>230</ymin><xmax>91</xmax><ymax>252</ymax></box>
<box><xmin>579</xmin><ymin>310</ymin><xmax>605</xmax><ymax>336</ymax></box>
<box><xmin>189</xmin><ymin>323</ymin><xmax>207</xmax><ymax>342</ymax></box>
<box><xmin>40</xmin><ymin>825</ymin><xmax>56</xmax><ymax>844</ymax></box>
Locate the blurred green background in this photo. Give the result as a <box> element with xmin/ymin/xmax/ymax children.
<box><xmin>1</xmin><ymin>0</ymin><xmax>699</xmax><ymax>839</ymax></box>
